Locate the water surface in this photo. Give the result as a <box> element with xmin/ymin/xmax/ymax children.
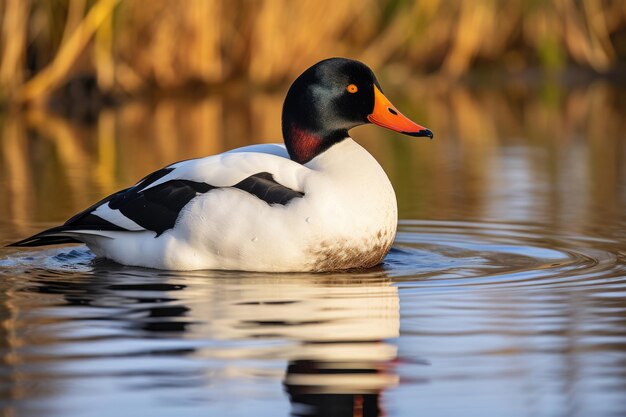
<box><xmin>1</xmin><ymin>81</ymin><xmax>625</xmax><ymax>416</ymax></box>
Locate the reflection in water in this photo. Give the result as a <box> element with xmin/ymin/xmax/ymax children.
<box><xmin>188</xmin><ymin>276</ymin><xmax>399</xmax><ymax>417</ymax></box>
<box><xmin>0</xmin><ymin>252</ymin><xmax>399</xmax><ymax>416</ymax></box>
<box><xmin>0</xmin><ymin>81</ymin><xmax>624</xmax><ymax>235</ymax></box>
<box><xmin>1</xmin><ymin>214</ymin><xmax>625</xmax><ymax>415</ymax></box>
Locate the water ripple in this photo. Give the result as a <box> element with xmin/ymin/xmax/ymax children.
<box><xmin>1</xmin><ymin>220</ymin><xmax>624</xmax><ymax>293</ymax></box>
<box><xmin>387</xmin><ymin>220</ymin><xmax>625</xmax><ymax>292</ymax></box>
<box><xmin>0</xmin><ymin>220</ymin><xmax>625</xmax><ymax>416</ymax></box>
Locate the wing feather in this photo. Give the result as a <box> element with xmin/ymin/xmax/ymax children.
<box><xmin>8</xmin><ymin>148</ymin><xmax>309</xmax><ymax>247</ymax></box>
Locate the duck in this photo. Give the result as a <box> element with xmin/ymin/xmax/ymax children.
<box><xmin>9</xmin><ymin>58</ymin><xmax>433</xmax><ymax>272</ymax></box>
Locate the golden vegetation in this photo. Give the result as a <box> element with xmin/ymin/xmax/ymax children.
<box><xmin>0</xmin><ymin>0</ymin><xmax>625</xmax><ymax>103</ymax></box>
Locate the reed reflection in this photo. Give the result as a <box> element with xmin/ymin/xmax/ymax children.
<box><xmin>0</xmin><ymin>257</ymin><xmax>400</xmax><ymax>416</ymax></box>
<box><xmin>1</xmin><ymin>81</ymin><xmax>624</xmax><ymax>245</ymax></box>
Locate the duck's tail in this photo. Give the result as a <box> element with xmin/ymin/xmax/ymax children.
<box><xmin>7</xmin><ymin>226</ymin><xmax>83</xmax><ymax>247</ymax></box>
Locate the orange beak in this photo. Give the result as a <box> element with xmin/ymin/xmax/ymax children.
<box><xmin>367</xmin><ymin>85</ymin><xmax>433</xmax><ymax>138</ymax></box>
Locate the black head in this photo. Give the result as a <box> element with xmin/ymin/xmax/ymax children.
<box><xmin>282</xmin><ymin>58</ymin><xmax>433</xmax><ymax>164</ymax></box>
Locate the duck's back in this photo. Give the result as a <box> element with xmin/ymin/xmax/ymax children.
<box><xmin>80</xmin><ymin>139</ymin><xmax>396</xmax><ymax>271</ymax></box>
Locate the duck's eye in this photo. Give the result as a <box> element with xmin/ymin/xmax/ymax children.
<box><xmin>346</xmin><ymin>84</ymin><xmax>358</xmax><ymax>94</ymax></box>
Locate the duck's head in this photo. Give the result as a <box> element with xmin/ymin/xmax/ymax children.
<box><xmin>282</xmin><ymin>58</ymin><xmax>433</xmax><ymax>164</ymax></box>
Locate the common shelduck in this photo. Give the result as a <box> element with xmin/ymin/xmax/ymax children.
<box><xmin>9</xmin><ymin>58</ymin><xmax>433</xmax><ymax>271</ymax></box>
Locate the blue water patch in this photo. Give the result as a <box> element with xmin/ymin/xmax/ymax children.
<box><xmin>0</xmin><ymin>246</ymin><xmax>96</xmax><ymax>273</ymax></box>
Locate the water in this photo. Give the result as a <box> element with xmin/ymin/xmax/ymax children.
<box><xmin>1</xmin><ymin>81</ymin><xmax>625</xmax><ymax>416</ymax></box>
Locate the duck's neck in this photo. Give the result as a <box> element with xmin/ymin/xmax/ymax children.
<box><xmin>283</xmin><ymin>123</ymin><xmax>348</xmax><ymax>164</ymax></box>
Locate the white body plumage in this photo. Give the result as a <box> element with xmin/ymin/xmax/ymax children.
<box><xmin>79</xmin><ymin>139</ymin><xmax>397</xmax><ymax>271</ymax></box>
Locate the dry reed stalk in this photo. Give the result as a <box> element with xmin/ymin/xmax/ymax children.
<box><xmin>443</xmin><ymin>2</ymin><xmax>493</xmax><ymax>76</ymax></box>
<box><xmin>60</xmin><ymin>0</ymin><xmax>87</xmax><ymax>46</ymax></box>
<box><xmin>247</xmin><ymin>0</ymin><xmax>374</xmax><ymax>84</ymax></box>
<box><xmin>16</xmin><ymin>0</ymin><xmax>121</xmax><ymax>102</ymax></box>
<box><xmin>116</xmin><ymin>0</ymin><xmax>223</xmax><ymax>88</ymax></box>
<box><xmin>0</xmin><ymin>0</ymin><xmax>625</xmax><ymax>103</ymax></box>
<box><xmin>362</xmin><ymin>3</ymin><xmax>417</xmax><ymax>69</ymax></box>
<box><xmin>0</xmin><ymin>0</ymin><xmax>31</xmax><ymax>91</ymax></box>
<box><xmin>94</xmin><ymin>5</ymin><xmax>115</xmax><ymax>91</ymax></box>
<box><xmin>582</xmin><ymin>0</ymin><xmax>616</xmax><ymax>68</ymax></box>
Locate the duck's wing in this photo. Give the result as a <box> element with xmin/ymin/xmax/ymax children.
<box><xmin>8</xmin><ymin>151</ymin><xmax>308</xmax><ymax>247</ymax></box>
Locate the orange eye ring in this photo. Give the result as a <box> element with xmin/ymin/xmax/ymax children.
<box><xmin>346</xmin><ymin>84</ymin><xmax>358</xmax><ymax>93</ymax></box>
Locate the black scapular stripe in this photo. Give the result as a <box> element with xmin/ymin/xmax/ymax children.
<box><xmin>7</xmin><ymin>170</ymin><xmax>304</xmax><ymax>247</ymax></box>
<box><xmin>234</xmin><ymin>172</ymin><xmax>304</xmax><ymax>205</ymax></box>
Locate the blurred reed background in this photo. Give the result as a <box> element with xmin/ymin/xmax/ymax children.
<box><xmin>0</xmin><ymin>0</ymin><xmax>625</xmax><ymax>102</ymax></box>
<box><xmin>0</xmin><ymin>0</ymin><xmax>625</xmax><ymax>238</ymax></box>
<box><xmin>2</xmin><ymin>82</ymin><xmax>624</xmax><ymax>237</ymax></box>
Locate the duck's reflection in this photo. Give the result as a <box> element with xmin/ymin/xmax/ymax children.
<box><xmin>2</xmin><ymin>256</ymin><xmax>399</xmax><ymax>416</ymax></box>
<box><xmin>185</xmin><ymin>272</ymin><xmax>399</xmax><ymax>417</ymax></box>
